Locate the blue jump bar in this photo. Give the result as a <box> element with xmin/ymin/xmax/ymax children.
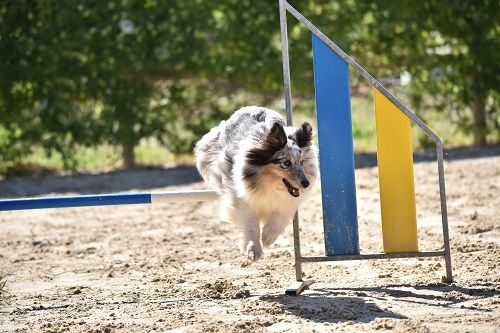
<box><xmin>0</xmin><ymin>193</ymin><xmax>152</xmax><ymax>211</ymax></box>
<box><xmin>312</xmin><ymin>34</ymin><xmax>359</xmax><ymax>256</ymax></box>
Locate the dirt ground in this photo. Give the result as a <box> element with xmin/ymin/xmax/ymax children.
<box><xmin>0</xmin><ymin>146</ymin><xmax>499</xmax><ymax>333</ymax></box>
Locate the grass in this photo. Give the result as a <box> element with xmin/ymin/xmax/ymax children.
<box><xmin>286</xmin><ymin>95</ymin><xmax>377</xmax><ymax>151</ymax></box>
<box><xmin>5</xmin><ymin>142</ymin><xmax>179</xmax><ymax>175</ymax></box>
<box><xmin>352</xmin><ymin>95</ymin><xmax>377</xmax><ymax>151</ymax></box>
<box><xmin>44</xmin><ymin>324</ymin><xmax>62</xmax><ymax>333</ymax></box>
<box><xmin>1</xmin><ymin>95</ymin><xmax>472</xmax><ymax>176</ymax></box>
<box><xmin>292</xmin><ymin>94</ymin><xmax>475</xmax><ymax>152</ymax></box>
<box><xmin>21</xmin><ymin>145</ymin><xmax>121</xmax><ymax>173</ymax></box>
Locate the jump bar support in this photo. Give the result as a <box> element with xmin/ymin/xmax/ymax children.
<box><xmin>298</xmin><ymin>251</ymin><xmax>445</xmax><ymax>263</ymax></box>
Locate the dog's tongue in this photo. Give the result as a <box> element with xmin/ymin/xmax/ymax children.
<box><xmin>282</xmin><ymin>178</ymin><xmax>299</xmax><ymax>197</ymax></box>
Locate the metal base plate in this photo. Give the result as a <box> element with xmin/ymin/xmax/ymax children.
<box><xmin>285</xmin><ymin>280</ymin><xmax>314</xmax><ymax>296</ymax></box>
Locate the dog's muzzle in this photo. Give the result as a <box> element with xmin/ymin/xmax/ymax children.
<box><xmin>282</xmin><ymin>178</ymin><xmax>300</xmax><ymax>197</ymax></box>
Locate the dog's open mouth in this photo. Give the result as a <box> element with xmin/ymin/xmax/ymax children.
<box><xmin>282</xmin><ymin>178</ymin><xmax>300</xmax><ymax>197</ymax></box>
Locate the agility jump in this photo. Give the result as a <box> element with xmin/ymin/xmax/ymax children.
<box><xmin>279</xmin><ymin>0</ymin><xmax>452</xmax><ymax>295</ymax></box>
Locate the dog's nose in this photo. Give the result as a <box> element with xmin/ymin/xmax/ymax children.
<box><xmin>301</xmin><ymin>180</ymin><xmax>310</xmax><ymax>188</ymax></box>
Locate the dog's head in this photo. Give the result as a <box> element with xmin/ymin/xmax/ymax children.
<box><xmin>246</xmin><ymin>121</ymin><xmax>315</xmax><ymax>197</ymax></box>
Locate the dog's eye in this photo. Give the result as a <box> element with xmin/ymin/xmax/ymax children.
<box><xmin>284</xmin><ymin>160</ymin><xmax>291</xmax><ymax>167</ymax></box>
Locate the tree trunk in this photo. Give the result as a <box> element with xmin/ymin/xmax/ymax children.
<box><xmin>122</xmin><ymin>143</ymin><xmax>136</xmax><ymax>168</ymax></box>
<box><xmin>472</xmin><ymin>98</ymin><xmax>487</xmax><ymax>146</ymax></box>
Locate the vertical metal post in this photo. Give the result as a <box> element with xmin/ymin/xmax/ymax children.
<box><xmin>279</xmin><ymin>1</ymin><xmax>309</xmax><ymax>294</ymax></box>
<box><xmin>286</xmin><ymin>208</ymin><xmax>313</xmax><ymax>295</ymax></box>
<box><xmin>279</xmin><ymin>0</ymin><xmax>293</xmax><ymax>126</ymax></box>
<box><xmin>292</xmin><ymin>212</ymin><xmax>303</xmax><ymax>281</ymax></box>
<box><xmin>280</xmin><ymin>0</ymin><xmax>301</xmax><ymax>280</ymax></box>
<box><xmin>436</xmin><ymin>144</ymin><xmax>453</xmax><ymax>282</ymax></box>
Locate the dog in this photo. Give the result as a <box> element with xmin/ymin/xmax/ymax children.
<box><xmin>194</xmin><ymin>106</ymin><xmax>318</xmax><ymax>261</ymax></box>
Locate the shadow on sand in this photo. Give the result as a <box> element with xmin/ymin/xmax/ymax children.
<box><xmin>259</xmin><ymin>294</ymin><xmax>406</xmax><ymax>324</ymax></box>
<box><xmin>317</xmin><ymin>283</ymin><xmax>500</xmax><ymax>311</ymax></box>
<box><xmin>260</xmin><ymin>283</ymin><xmax>498</xmax><ymax>323</ymax></box>
<box><xmin>261</xmin><ymin>284</ymin><xmax>500</xmax><ymax>323</ymax></box>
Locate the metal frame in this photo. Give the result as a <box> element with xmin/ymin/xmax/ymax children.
<box><xmin>279</xmin><ymin>0</ymin><xmax>452</xmax><ymax>295</ymax></box>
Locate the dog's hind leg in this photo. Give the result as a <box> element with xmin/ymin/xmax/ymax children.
<box><xmin>236</xmin><ymin>206</ymin><xmax>263</xmax><ymax>261</ymax></box>
<box><xmin>262</xmin><ymin>214</ymin><xmax>291</xmax><ymax>247</ymax></box>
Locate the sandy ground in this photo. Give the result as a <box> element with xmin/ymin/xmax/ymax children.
<box><xmin>0</xmin><ymin>146</ymin><xmax>499</xmax><ymax>333</ymax></box>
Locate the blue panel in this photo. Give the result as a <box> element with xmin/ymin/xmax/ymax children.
<box><xmin>312</xmin><ymin>34</ymin><xmax>359</xmax><ymax>255</ymax></box>
<box><xmin>0</xmin><ymin>193</ymin><xmax>152</xmax><ymax>211</ymax></box>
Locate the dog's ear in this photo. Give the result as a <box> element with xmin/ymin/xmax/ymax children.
<box><xmin>266</xmin><ymin>122</ymin><xmax>287</xmax><ymax>149</ymax></box>
<box><xmin>293</xmin><ymin>122</ymin><xmax>313</xmax><ymax>148</ymax></box>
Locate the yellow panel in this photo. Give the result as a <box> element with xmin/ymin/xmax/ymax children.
<box><xmin>374</xmin><ymin>89</ymin><xmax>418</xmax><ymax>253</ymax></box>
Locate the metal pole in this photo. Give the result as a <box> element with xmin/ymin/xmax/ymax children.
<box><xmin>151</xmin><ymin>190</ymin><xmax>218</xmax><ymax>203</ymax></box>
<box><xmin>292</xmin><ymin>212</ymin><xmax>303</xmax><ymax>281</ymax></box>
<box><xmin>436</xmin><ymin>144</ymin><xmax>453</xmax><ymax>282</ymax></box>
<box><xmin>279</xmin><ymin>1</ymin><xmax>307</xmax><ymax>292</ymax></box>
<box><xmin>279</xmin><ymin>0</ymin><xmax>293</xmax><ymax>126</ymax></box>
<box><xmin>298</xmin><ymin>251</ymin><xmax>445</xmax><ymax>262</ymax></box>
<box><xmin>280</xmin><ymin>0</ymin><xmax>302</xmax><ymax>281</ymax></box>
<box><xmin>0</xmin><ymin>190</ymin><xmax>218</xmax><ymax>211</ymax></box>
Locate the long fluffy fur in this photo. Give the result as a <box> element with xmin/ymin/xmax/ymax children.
<box><xmin>194</xmin><ymin>106</ymin><xmax>318</xmax><ymax>260</ymax></box>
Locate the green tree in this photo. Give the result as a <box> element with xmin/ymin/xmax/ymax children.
<box><xmin>277</xmin><ymin>0</ymin><xmax>499</xmax><ymax>145</ymax></box>
<box><xmin>0</xmin><ymin>0</ymin><xmax>285</xmax><ymax>168</ymax></box>
<box><xmin>349</xmin><ymin>0</ymin><xmax>500</xmax><ymax>145</ymax></box>
<box><xmin>1</xmin><ymin>0</ymin><xmax>498</xmax><ymax>173</ymax></box>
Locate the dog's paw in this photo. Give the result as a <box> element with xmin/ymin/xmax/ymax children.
<box><xmin>262</xmin><ymin>226</ymin><xmax>279</xmax><ymax>247</ymax></box>
<box><xmin>245</xmin><ymin>240</ymin><xmax>263</xmax><ymax>261</ymax></box>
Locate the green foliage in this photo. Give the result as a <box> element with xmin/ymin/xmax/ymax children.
<box><xmin>0</xmin><ymin>0</ymin><xmax>498</xmax><ymax>173</ymax></box>
<box><xmin>0</xmin><ymin>0</ymin><xmax>288</xmax><ymax>169</ymax></box>
<box><xmin>346</xmin><ymin>0</ymin><xmax>500</xmax><ymax>145</ymax></box>
<box><xmin>44</xmin><ymin>323</ymin><xmax>62</xmax><ymax>333</ymax></box>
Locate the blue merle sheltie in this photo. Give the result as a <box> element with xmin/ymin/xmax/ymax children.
<box><xmin>194</xmin><ymin>106</ymin><xmax>318</xmax><ymax>261</ymax></box>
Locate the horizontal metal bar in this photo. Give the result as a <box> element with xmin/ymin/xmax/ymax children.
<box><xmin>284</xmin><ymin>1</ymin><xmax>441</xmax><ymax>144</ymax></box>
<box><xmin>151</xmin><ymin>190</ymin><xmax>218</xmax><ymax>203</ymax></box>
<box><xmin>299</xmin><ymin>251</ymin><xmax>445</xmax><ymax>263</ymax></box>
<box><xmin>0</xmin><ymin>193</ymin><xmax>152</xmax><ymax>211</ymax></box>
<box><xmin>0</xmin><ymin>190</ymin><xmax>218</xmax><ymax>211</ymax></box>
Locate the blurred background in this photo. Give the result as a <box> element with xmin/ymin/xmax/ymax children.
<box><xmin>0</xmin><ymin>0</ymin><xmax>498</xmax><ymax>175</ymax></box>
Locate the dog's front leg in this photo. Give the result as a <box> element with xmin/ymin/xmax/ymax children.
<box><xmin>262</xmin><ymin>213</ymin><xmax>290</xmax><ymax>247</ymax></box>
<box><xmin>239</xmin><ymin>207</ymin><xmax>263</xmax><ymax>261</ymax></box>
